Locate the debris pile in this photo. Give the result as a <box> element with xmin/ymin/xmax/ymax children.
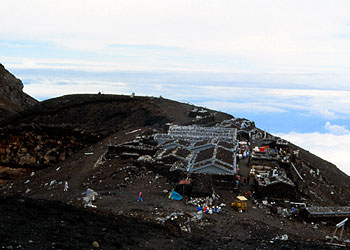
<box><xmin>188</xmin><ymin>108</ymin><xmax>215</xmax><ymax>124</ymax></box>
<box><xmin>0</xmin><ymin>124</ymin><xmax>99</xmax><ymax>169</ymax></box>
<box><xmin>106</xmin><ymin>135</ymin><xmax>156</xmax><ymax>160</ymax></box>
<box><xmin>82</xmin><ymin>188</ymin><xmax>98</xmax><ymax>208</ymax></box>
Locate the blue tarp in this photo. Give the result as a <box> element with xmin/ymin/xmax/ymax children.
<box><xmin>168</xmin><ymin>190</ymin><xmax>183</xmax><ymax>200</ymax></box>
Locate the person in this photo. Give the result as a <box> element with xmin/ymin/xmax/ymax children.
<box><xmin>251</xmin><ymin>191</ymin><xmax>255</xmax><ymax>200</ymax></box>
<box><xmin>204</xmin><ymin>206</ymin><xmax>208</xmax><ymax>213</ymax></box>
<box><xmin>137</xmin><ymin>192</ymin><xmax>143</xmax><ymax>202</ymax></box>
<box><xmin>247</xmin><ymin>191</ymin><xmax>252</xmax><ymax>200</ymax></box>
<box><xmin>64</xmin><ymin>181</ymin><xmax>69</xmax><ymax>192</ymax></box>
<box><xmin>243</xmin><ymin>177</ymin><xmax>248</xmax><ymax>185</ymax></box>
<box><xmin>291</xmin><ymin>207</ymin><xmax>296</xmax><ymax>216</ymax></box>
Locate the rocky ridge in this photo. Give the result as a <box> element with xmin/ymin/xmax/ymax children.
<box><xmin>0</xmin><ymin>64</ymin><xmax>37</xmax><ymax>120</ymax></box>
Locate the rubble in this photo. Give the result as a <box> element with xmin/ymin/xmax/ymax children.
<box><xmin>92</xmin><ymin>241</ymin><xmax>100</xmax><ymax>248</ymax></box>
<box><xmin>49</xmin><ymin>180</ymin><xmax>56</xmax><ymax>186</ymax></box>
<box><xmin>0</xmin><ymin>124</ymin><xmax>100</xmax><ymax>169</ymax></box>
<box><xmin>82</xmin><ymin>188</ymin><xmax>98</xmax><ymax>208</ymax></box>
<box><xmin>137</xmin><ymin>155</ymin><xmax>155</xmax><ymax>164</ymax></box>
<box><xmin>273</xmin><ymin>234</ymin><xmax>289</xmax><ymax>241</ymax></box>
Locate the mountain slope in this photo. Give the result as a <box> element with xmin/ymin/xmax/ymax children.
<box><xmin>0</xmin><ymin>64</ymin><xmax>37</xmax><ymax>120</ymax></box>
<box><xmin>0</xmin><ymin>93</ymin><xmax>232</xmax><ymax>170</ymax></box>
<box><xmin>0</xmin><ymin>65</ymin><xmax>349</xmax><ymax>249</ymax></box>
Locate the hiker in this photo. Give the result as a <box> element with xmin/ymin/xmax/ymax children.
<box><xmin>291</xmin><ymin>207</ymin><xmax>296</xmax><ymax>216</ymax></box>
<box><xmin>251</xmin><ymin>191</ymin><xmax>255</xmax><ymax>200</ymax></box>
<box><xmin>310</xmin><ymin>169</ymin><xmax>315</xmax><ymax>176</ymax></box>
<box><xmin>243</xmin><ymin>177</ymin><xmax>248</xmax><ymax>185</ymax></box>
<box><xmin>137</xmin><ymin>192</ymin><xmax>143</xmax><ymax>202</ymax></box>
<box><xmin>204</xmin><ymin>206</ymin><xmax>208</xmax><ymax>213</ymax></box>
<box><xmin>64</xmin><ymin>181</ymin><xmax>69</xmax><ymax>192</ymax></box>
<box><xmin>247</xmin><ymin>191</ymin><xmax>252</xmax><ymax>200</ymax></box>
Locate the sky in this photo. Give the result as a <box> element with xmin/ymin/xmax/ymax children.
<box><xmin>1</xmin><ymin>0</ymin><xmax>350</xmax><ymax>175</ymax></box>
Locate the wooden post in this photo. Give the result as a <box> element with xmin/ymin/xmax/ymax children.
<box><xmin>339</xmin><ymin>225</ymin><xmax>345</xmax><ymax>241</ymax></box>
<box><xmin>330</xmin><ymin>218</ymin><xmax>348</xmax><ymax>243</ymax></box>
<box><xmin>330</xmin><ymin>227</ymin><xmax>338</xmax><ymax>243</ymax></box>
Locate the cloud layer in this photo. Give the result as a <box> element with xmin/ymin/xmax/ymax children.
<box><xmin>2</xmin><ymin>1</ymin><xmax>350</xmax><ymax>76</ymax></box>
<box><xmin>325</xmin><ymin>121</ymin><xmax>350</xmax><ymax>135</ymax></box>
<box><xmin>17</xmin><ymin>65</ymin><xmax>350</xmax><ymax>122</ymax></box>
<box><xmin>278</xmin><ymin>124</ymin><xmax>350</xmax><ymax>175</ymax></box>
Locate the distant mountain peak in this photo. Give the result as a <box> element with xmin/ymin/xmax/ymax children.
<box><xmin>0</xmin><ymin>63</ymin><xmax>37</xmax><ymax>120</ymax></box>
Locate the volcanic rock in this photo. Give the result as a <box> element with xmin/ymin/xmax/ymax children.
<box><xmin>0</xmin><ymin>64</ymin><xmax>37</xmax><ymax>120</ymax></box>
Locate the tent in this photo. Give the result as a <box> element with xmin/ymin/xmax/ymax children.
<box><xmin>168</xmin><ymin>190</ymin><xmax>183</xmax><ymax>200</ymax></box>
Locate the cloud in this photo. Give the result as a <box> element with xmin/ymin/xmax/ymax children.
<box><xmin>23</xmin><ymin>79</ymin><xmax>129</xmax><ymax>100</ymax></box>
<box><xmin>266</xmin><ymin>88</ymin><xmax>350</xmax><ymax>119</ymax></box>
<box><xmin>1</xmin><ymin>0</ymin><xmax>350</xmax><ymax>76</ymax></box>
<box><xmin>197</xmin><ymin>101</ymin><xmax>287</xmax><ymax>114</ymax></box>
<box><xmin>10</xmin><ymin>59</ymin><xmax>350</xmax><ymax>122</ymax></box>
<box><xmin>3</xmin><ymin>56</ymin><xmax>191</xmax><ymax>72</ymax></box>
<box><xmin>277</xmin><ymin>131</ymin><xmax>350</xmax><ymax>175</ymax></box>
<box><xmin>325</xmin><ymin>121</ymin><xmax>350</xmax><ymax>135</ymax></box>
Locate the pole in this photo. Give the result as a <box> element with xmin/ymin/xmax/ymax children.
<box><xmin>330</xmin><ymin>227</ymin><xmax>338</xmax><ymax>243</ymax></box>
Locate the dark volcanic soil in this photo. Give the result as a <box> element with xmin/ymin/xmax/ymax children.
<box><xmin>1</xmin><ymin>94</ymin><xmax>232</xmax><ymax>136</ymax></box>
<box><xmin>0</xmin><ymin>195</ymin><xmax>339</xmax><ymax>250</ymax></box>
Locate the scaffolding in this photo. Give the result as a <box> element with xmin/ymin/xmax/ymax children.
<box><xmin>154</xmin><ymin>125</ymin><xmax>238</xmax><ymax>175</ymax></box>
<box><xmin>306</xmin><ymin>207</ymin><xmax>350</xmax><ymax>218</ymax></box>
<box><xmin>154</xmin><ymin>125</ymin><xmax>237</xmax><ymax>144</ymax></box>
